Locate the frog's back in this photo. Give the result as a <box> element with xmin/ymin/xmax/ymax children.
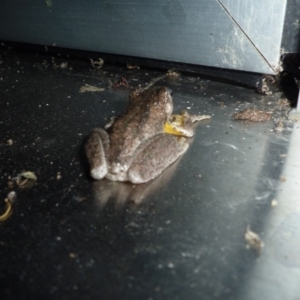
<box><xmin>108</xmin><ymin>108</ymin><xmax>165</xmax><ymax>164</ymax></box>
<box><xmin>108</xmin><ymin>86</ymin><xmax>174</xmax><ymax>167</ymax></box>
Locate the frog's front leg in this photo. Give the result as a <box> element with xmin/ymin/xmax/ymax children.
<box><xmin>128</xmin><ymin>134</ymin><xmax>188</xmax><ymax>184</ymax></box>
<box><xmin>85</xmin><ymin>128</ymin><xmax>110</xmax><ymax>180</ymax></box>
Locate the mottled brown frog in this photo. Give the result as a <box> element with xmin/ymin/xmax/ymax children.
<box><xmin>85</xmin><ymin>86</ymin><xmax>210</xmax><ymax>183</ymax></box>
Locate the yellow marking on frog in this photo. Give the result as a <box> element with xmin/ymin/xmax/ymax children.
<box><xmin>164</xmin><ymin>114</ymin><xmax>186</xmax><ymax>136</ymax></box>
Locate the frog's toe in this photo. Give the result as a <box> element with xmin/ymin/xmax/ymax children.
<box><xmin>91</xmin><ymin>165</ymin><xmax>107</xmax><ymax>180</ymax></box>
<box><xmin>127</xmin><ymin>172</ymin><xmax>146</xmax><ymax>184</ymax></box>
<box><xmin>85</xmin><ymin>127</ymin><xmax>109</xmax><ymax>180</ymax></box>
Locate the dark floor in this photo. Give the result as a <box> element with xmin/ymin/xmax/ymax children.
<box><xmin>0</xmin><ymin>45</ymin><xmax>299</xmax><ymax>300</ymax></box>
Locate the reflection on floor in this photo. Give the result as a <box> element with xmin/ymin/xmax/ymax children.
<box><xmin>0</xmin><ymin>45</ymin><xmax>299</xmax><ymax>300</ymax></box>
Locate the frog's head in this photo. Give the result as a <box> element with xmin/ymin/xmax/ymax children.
<box><xmin>152</xmin><ymin>86</ymin><xmax>174</xmax><ymax>118</ymax></box>
<box><xmin>129</xmin><ymin>86</ymin><xmax>174</xmax><ymax>119</ymax></box>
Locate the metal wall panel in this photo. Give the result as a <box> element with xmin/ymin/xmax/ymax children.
<box><xmin>0</xmin><ymin>0</ymin><xmax>293</xmax><ymax>74</ymax></box>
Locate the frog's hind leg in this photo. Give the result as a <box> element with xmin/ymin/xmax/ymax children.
<box><xmin>85</xmin><ymin>128</ymin><xmax>110</xmax><ymax>180</ymax></box>
<box><xmin>128</xmin><ymin>134</ymin><xmax>188</xmax><ymax>184</ymax></box>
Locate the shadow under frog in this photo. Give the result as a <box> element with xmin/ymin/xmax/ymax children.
<box><xmin>92</xmin><ymin>156</ymin><xmax>183</xmax><ymax>208</ymax></box>
<box><xmin>85</xmin><ymin>86</ymin><xmax>211</xmax><ymax>185</ymax></box>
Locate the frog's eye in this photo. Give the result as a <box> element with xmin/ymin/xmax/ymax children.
<box><xmin>162</xmin><ymin>87</ymin><xmax>173</xmax><ymax>97</ymax></box>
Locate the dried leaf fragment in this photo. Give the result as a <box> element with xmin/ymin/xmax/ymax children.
<box><xmin>59</xmin><ymin>62</ymin><xmax>68</xmax><ymax>69</ymax></box>
<box><xmin>90</xmin><ymin>58</ymin><xmax>104</xmax><ymax>69</ymax></box>
<box><xmin>245</xmin><ymin>225</ymin><xmax>264</xmax><ymax>254</ymax></box>
<box><xmin>275</xmin><ymin>120</ymin><xmax>284</xmax><ymax>132</ymax></box>
<box><xmin>166</xmin><ymin>69</ymin><xmax>180</xmax><ymax>77</ymax></box>
<box><xmin>0</xmin><ymin>191</ymin><xmax>16</xmax><ymax>222</ymax></box>
<box><xmin>109</xmin><ymin>77</ymin><xmax>130</xmax><ymax>89</ymax></box>
<box><xmin>76</xmin><ymin>197</ymin><xmax>87</xmax><ymax>202</ymax></box>
<box><xmin>233</xmin><ymin>109</ymin><xmax>272</xmax><ymax>122</ymax></box>
<box><xmin>45</xmin><ymin>0</ymin><xmax>52</xmax><ymax>7</ymax></box>
<box><xmin>263</xmin><ymin>75</ymin><xmax>276</xmax><ymax>84</ymax></box>
<box><xmin>52</xmin><ymin>57</ymin><xmax>68</xmax><ymax>69</ymax></box>
<box><xmin>277</xmin><ymin>98</ymin><xmax>290</xmax><ymax>109</ymax></box>
<box><xmin>79</xmin><ymin>84</ymin><xmax>104</xmax><ymax>93</ymax></box>
<box><xmin>127</xmin><ymin>64</ymin><xmax>140</xmax><ymax>70</ymax></box>
<box><xmin>15</xmin><ymin>171</ymin><xmax>37</xmax><ymax>188</ymax></box>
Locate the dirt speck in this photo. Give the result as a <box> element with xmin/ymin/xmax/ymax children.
<box><xmin>279</xmin><ymin>175</ymin><xmax>286</xmax><ymax>182</ymax></box>
<box><xmin>127</xmin><ymin>64</ymin><xmax>140</xmax><ymax>70</ymax></box>
<box><xmin>7</xmin><ymin>180</ymin><xmax>14</xmax><ymax>189</ymax></box>
<box><xmin>245</xmin><ymin>225</ymin><xmax>264</xmax><ymax>254</ymax></box>
<box><xmin>57</xmin><ymin>172</ymin><xmax>62</xmax><ymax>180</ymax></box>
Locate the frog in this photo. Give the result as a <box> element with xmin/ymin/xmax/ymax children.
<box><xmin>85</xmin><ymin>86</ymin><xmax>211</xmax><ymax>184</ymax></box>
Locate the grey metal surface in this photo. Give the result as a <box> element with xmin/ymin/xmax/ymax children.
<box><xmin>0</xmin><ymin>46</ymin><xmax>299</xmax><ymax>300</ymax></box>
<box><xmin>0</xmin><ymin>0</ymin><xmax>292</xmax><ymax>74</ymax></box>
<box><xmin>219</xmin><ymin>0</ymin><xmax>286</xmax><ymax>71</ymax></box>
<box><xmin>243</xmin><ymin>125</ymin><xmax>300</xmax><ymax>300</ymax></box>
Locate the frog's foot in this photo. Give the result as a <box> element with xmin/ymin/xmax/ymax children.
<box><xmin>128</xmin><ymin>134</ymin><xmax>189</xmax><ymax>184</ymax></box>
<box><xmin>164</xmin><ymin>111</ymin><xmax>211</xmax><ymax>137</ymax></box>
<box><xmin>85</xmin><ymin>128</ymin><xmax>110</xmax><ymax>180</ymax></box>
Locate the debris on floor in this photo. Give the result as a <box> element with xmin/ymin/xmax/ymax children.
<box><xmin>0</xmin><ymin>191</ymin><xmax>16</xmax><ymax>222</ymax></box>
<box><xmin>233</xmin><ymin>109</ymin><xmax>272</xmax><ymax>122</ymax></box>
<box><xmin>14</xmin><ymin>171</ymin><xmax>37</xmax><ymax>189</ymax></box>
<box><xmin>79</xmin><ymin>84</ymin><xmax>105</xmax><ymax>93</ymax></box>
<box><xmin>90</xmin><ymin>58</ymin><xmax>104</xmax><ymax>69</ymax></box>
<box><xmin>245</xmin><ymin>225</ymin><xmax>264</xmax><ymax>254</ymax></box>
